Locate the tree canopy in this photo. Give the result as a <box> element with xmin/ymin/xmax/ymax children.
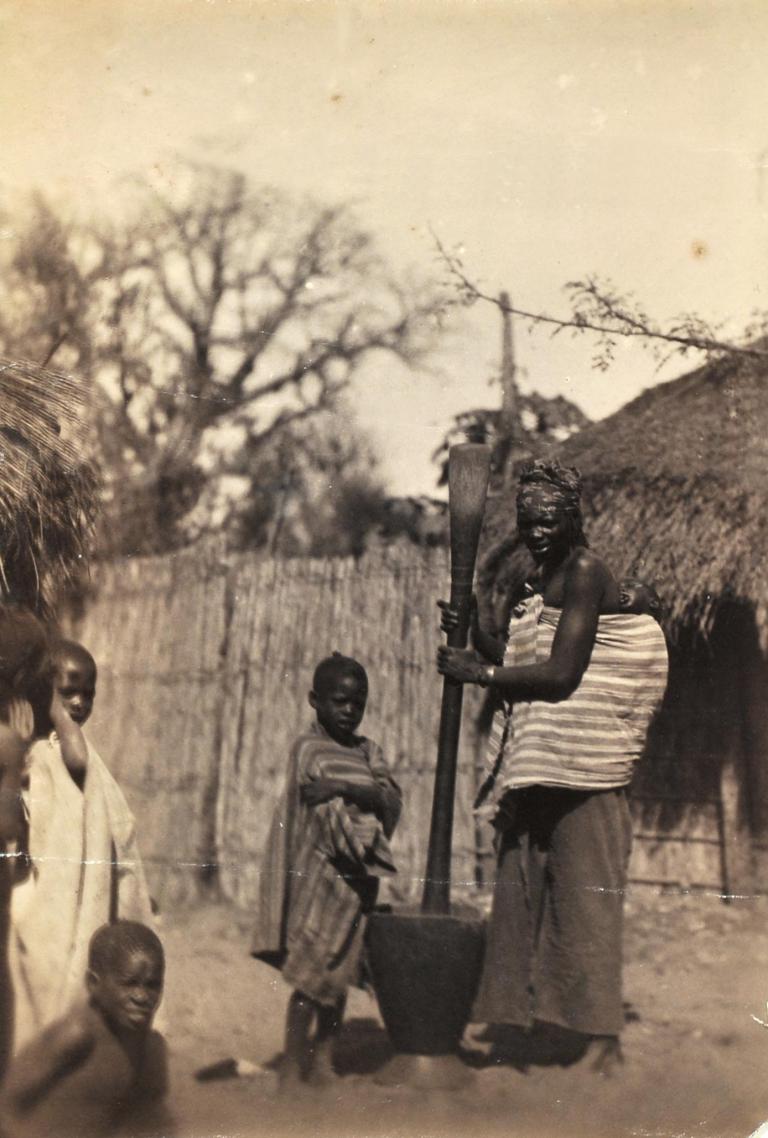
<box><xmin>0</xmin><ymin>165</ymin><xmax>442</xmax><ymax>556</ymax></box>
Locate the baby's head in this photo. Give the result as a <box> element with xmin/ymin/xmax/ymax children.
<box><xmin>52</xmin><ymin>639</ymin><xmax>97</xmax><ymax>726</ymax></box>
<box><xmin>618</xmin><ymin>579</ymin><xmax>663</xmax><ymax>622</ymax></box>
<box><xmin>309</xmin><ymin>652</ymin><xmax>368</xmax><ymax>746</ymax></box>
<box><xmin>87</xmin><ymin>921</ymin><xmax>164</xmax><ymax>1036</ymax></box>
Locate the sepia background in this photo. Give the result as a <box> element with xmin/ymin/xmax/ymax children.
<box><xmin>3</xmin><ymin>1</ymin><xmax>768</xmax><ymax>1135</ymax></box>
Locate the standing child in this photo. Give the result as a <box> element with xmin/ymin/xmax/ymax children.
<box><xmin>10</xmin><ymin>640</ymin><xmax>155</xmax><ymax>1053</ymax></box>
<box><xmin>252</xmin><ymin>653</ymin><xmax>401</xmax><ymax>1091</ymax></box>
<box><xmin>0</xmin><ymin>921</ymin><xmax>169</xmax><ymax>1138</ymax></box>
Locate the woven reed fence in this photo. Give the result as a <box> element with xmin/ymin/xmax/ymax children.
<box><xmin>73</xmin><ymin>540</ymin><xmax>742</xmax><ymax>909</ymax></box>
<box><xmin>75</xmin><ymin>542</ymin><xmax>484</xmax><ymax>910</ymax></box>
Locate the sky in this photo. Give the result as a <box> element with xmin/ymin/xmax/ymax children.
<box><xmin>2</xmin><ymin>0</ymin><xmax>767</xmax><ymax>495</ymax></box>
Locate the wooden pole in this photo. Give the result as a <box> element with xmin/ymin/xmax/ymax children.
<box><xmin>498</xmin><ymin>290</ymin><xmax>517</xmax><ymax>438</ymax></box>
<box><xmin>422</xmin><ymin>443</ymin><xmax>491</xmax><ymax>914</ymax></box>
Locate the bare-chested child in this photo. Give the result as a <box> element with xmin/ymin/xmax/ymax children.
<box><xmin>0</xmin><ymin>921</ymin><xmax>169</xmax><ymax>1138</ymax></box>
<box><xmin>252</xmin><ymin>653</ymin><xmax>402</xmax><ymax>1091</ymax></box>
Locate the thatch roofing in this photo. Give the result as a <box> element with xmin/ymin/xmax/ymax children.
<box><xmin>479</xmin><ymin>352</ymin><xmax>768</xmax><ymax>643</ymax></box>
<box><xmin>0</xmin><ymin>357</ymin><xmax>97</xmax><ymax>614</ymax></box>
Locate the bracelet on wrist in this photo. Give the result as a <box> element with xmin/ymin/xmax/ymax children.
<box><xmin>477</xmin><ymin>665</ymin><xmax>496</xmax><ymax>688</ymax></box>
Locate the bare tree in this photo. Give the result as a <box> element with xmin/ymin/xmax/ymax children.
<box><xmin>0</xmin><ymin>195</ymin><xmax>98</xmax><ymax>373</ymax></box>
<box><xmin>89</xmin><ymin>164</ymin><xmax>440</xmax><ymax>552</ymax></box>
<box><xmin>1</xmin><ymin>166</ymin><xmax>442</xmax><ymax>555</ymax></box>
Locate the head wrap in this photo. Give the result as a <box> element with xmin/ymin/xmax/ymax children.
<box><xmin>516</xmin><ymin>459</ymin><xmax>583</xmax><ymax>519</ymax></box>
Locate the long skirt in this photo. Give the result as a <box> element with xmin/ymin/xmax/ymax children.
<box><xmin>472</xmin><ymin>785</ymin><xmax>633</xmax><ymax>1037</ymax></box>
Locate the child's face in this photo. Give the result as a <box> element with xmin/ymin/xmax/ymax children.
<box><xmin>88</xmin><ymin>948</ymin><xmax>164</xmax><ymax>1034</ymax></box>
<box><xmin>618</xmin><ymin>580</ymin><xmax>661</xmax><ymax>619</ymax></box>
<box><xmin>55</xmin><ymin>655</ymin><xmax>96</xmax><ymax>726</ymax></box>
<box><xmin>309</xmin><ymin>673</ymin><xmax>367</xmax><ymax>745</ymax></box>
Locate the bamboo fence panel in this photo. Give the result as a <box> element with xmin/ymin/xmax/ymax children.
<box><xmin>215</xmin><ymin>545</ymin><xmax>482</xmax><ymax>909</ymax></box>
<box><xmin>75</xmin><ymin>543</ymin><xmax>482</xmax><ymax>910</ymax></box>
<box><xmin>629</xmin><ymin>799</ymin><xmax>724</xmax><ymax>890</ymax></box>
<box><xmin>76</xmin><ymin>542</ymin><xmax>230</xmax><ymax>906</ymax></box>
<box><xmin>70</xmin><ymin>539</ymin><xmax>738</xmax><ymax>908</ymax></box>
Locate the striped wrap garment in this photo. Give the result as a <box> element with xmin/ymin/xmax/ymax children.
<box><xmin>480</xmin><ymin>592</ymin><xmax>669</xmax><ymax>803</ymax></box>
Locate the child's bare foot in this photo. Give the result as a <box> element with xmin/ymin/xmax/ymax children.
<box><xmin>583</xmin><ymin>1035</ymin><xmax>624</xmax><ymax>1076</ymax></box>
<box><xmin>277</xmin><ymin>1059</ymin><xmax>306</xmax><ymax>1096</ymax></box>
<box><xmin>307</xmin><ymin>1044</ymin><xmax>338</xmax><ymax>1089</ymax></box>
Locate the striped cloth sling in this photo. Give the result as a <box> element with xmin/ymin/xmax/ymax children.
<box><xmin>478</xmin><ymin>593</ymin><xmax>669</xmax><ymax>805</ymax></box>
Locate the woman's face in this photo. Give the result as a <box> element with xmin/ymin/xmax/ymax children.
<box><xmin>517</xmin><ymin>493</ymin><xmax>573</xmax><ymax>566</ymax></box>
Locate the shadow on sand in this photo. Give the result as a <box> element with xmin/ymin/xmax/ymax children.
<box><xmin>462</xmin><ymin>1022</ymin><xmax>590</xmax><ymax>1071</ymax></box>
<box><xmin>462</xmin><ymin>1003</ymin><xmax>640</xmax><ymax>1072</ymax></box>
<box><xmin>334</xmin><ymin>1017</ymin><xmax>395</xmax><ymax>1076</ymax></box>
<box><xmin>263</xmin><ymin>1002</ymin><xmax>641</xmax><ymax>1080</ymax></box>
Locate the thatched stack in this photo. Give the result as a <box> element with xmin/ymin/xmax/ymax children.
<box><xmin>480</xmin><ymin>352</ymin><xmax>768</xmax><ymax>644</ymax></box>
<box><xmin>0</xmin><ymin>357</ymin><xmax>97</xmax><ymax>614</ymax></box>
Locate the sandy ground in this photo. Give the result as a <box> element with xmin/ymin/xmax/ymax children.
<box><xmin>155</xmin><ymin>888</ymin><xmax>768</xmax><ymax>1138</ymax></box>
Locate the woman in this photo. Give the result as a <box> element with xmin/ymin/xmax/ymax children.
<box><xmin>438</xmin><ymin>459</ymin><xmax>668</xmax><ymax>1073</ymax></box>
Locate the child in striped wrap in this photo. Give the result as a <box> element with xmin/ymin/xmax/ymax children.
<box><xmin>252</xmin><ymin>653</ymin><xmax>401</xmax><ymax>1091</ymax></box>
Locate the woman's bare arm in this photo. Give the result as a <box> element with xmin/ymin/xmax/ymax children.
<box><xmin>438</xmin><ymin>551</ymin><xmax>608</xmax><ymax>702</ymax></box>
<box><xmin>438</xmin><ymin>597</ymin><xmax>506</xmax><ymax>665</ymax></box>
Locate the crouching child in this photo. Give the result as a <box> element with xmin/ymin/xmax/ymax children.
<box><xmin>0</xmin><ymin>921</ymin><xmax>169</xmax><ymax>1138</ymax></box>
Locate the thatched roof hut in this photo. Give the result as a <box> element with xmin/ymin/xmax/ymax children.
<box><xmin>480</xmin><ymin>351</ymin><xmax>768</xmax><ymax>642</ymax></box>
<box><xmin>477</xmin><ymin>351</ymin><xmax>768</xmax><ymax>895</ymax></box>
<box><xmin>0</xmin><ymin>357</ymin><xmax>97</xmax><ymax>615</ymax></box>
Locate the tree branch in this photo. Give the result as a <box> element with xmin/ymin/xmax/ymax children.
<box><xmin>434</xmin><ymin>233</ymin><xmax>768</xmax><ymax>362</ymax></box>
